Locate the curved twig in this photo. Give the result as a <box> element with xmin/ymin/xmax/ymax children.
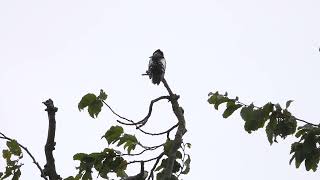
<box><xmin>127</xmin><ymin>152</ymin><xmax>165</xmax><ymax>165</ymax></box>
<box><xmin>0</xmin><ymin>132</ymin><xmax>48</xmax><ymax>180</ymax></box>
<box><xmin>103</xmin><ymin>96</ymin><xmax>173</xmax><ymax>131</ymax></box>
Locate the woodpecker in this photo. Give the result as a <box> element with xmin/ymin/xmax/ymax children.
<box><xmin>147</xmin><ymin>49</ymin><xmax>166</xmax><ymax>85</ymax></box>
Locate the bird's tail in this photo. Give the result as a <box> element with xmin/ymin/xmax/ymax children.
<box><xmin>152</xmin><ymin>74</ymin><xmax>161</xmax><ymax>85</ymax></box>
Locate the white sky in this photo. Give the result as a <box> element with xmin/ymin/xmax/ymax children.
<box><xmin>1</xmin><ymin>0</ymin><xmax>320</xmax><ymax>179</ymax></box>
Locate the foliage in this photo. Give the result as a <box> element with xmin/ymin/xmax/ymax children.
<box><xmin>78</xmin><ymin>90</ymin><xmax>107</xmax><ymax>118</ymax></box>
<box><xmin>0</xmin><ymin>140</ymin><xmax>23</xmax><ymax>180</ymax></box>
<box><xmin>65</xmin><ymin>148</ymin><xmax>127</xmax><ymax>180</ymax></box>
<box><xmin>155</xmin><ymin>142</ymin><xmax>191</xmax><ymax>180</ymax></box>
<box><xmin>75</xmin><ymin>90</ymin><xmax>191</xmax><ymax>179</ymax></box>
<box><xmin>208</xmin><ymin>91</ymin><xmax>320</xmax><ymax>171</ymax></box>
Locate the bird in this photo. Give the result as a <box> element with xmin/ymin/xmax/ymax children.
<box><xmin>146</xmin><ymin>49</ymin><xmax>166</xmax><ymax>85</ymax></box>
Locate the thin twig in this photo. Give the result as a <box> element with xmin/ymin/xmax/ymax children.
<box><xmin>147</xmin><ymin>152</ymin><xmax>165</xmax><ymax>180</ymax></box>
<box><xmin>123</xmin><ymin>143</ymin><xmax>163</xmax><ymax>156</ymax></box>
<box><xmin>0</xmin><ymin>132</ymin><xmax>48</xmax><ymax>180</ymax></box>
<box><xmin>127</xmin><ymin>152</ymin><xmax>165</xmax><ymax>165</ymax></box>
<box><xmin>103</xmin><ymin>97</ymin><xmax>173</xmax><ymax>132</ymax></box>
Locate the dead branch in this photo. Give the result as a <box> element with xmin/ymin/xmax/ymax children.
<box><xmin>43</xmin><ymin>99</ymin><xmax>61</xmax><ymax>180</ymax></box>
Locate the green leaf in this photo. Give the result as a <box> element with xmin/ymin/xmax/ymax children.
<box><xmin>182</xmin><ymin>155</ymin><xmax>191</xmax><ymax>174</ymax></box>
<box><xmin>240</xmin><ymin>105</ymin><xmax>266</xmax><ymax>133</ymax></box>
<box><xmin>275</xmin><ymin>116</ymin><xmax>297</xmax><ymax>139</ymax></box>
<box><xmin>104</xmin><ymin>126</ymin><xmax>124</xmax><ymax>145</ymax></box>
<box><xmin>98</xmin><ymin>89</ymin><xmax>108</xmax><ymax>101</ymax></box>
<box><xmin>214</xmin><ymin>95</ymin><xmax>230</xmax><ymax>110</ymax></box>
<box><xmin>78</xmin><ymin>93</ymin><xmax>97</xmax><ymax>111</ymax></box>
<box><xmin>73</xmin><ymin>153</ymin><xmax>88</xmax><ymax>161</ymax></box>
<box><xmin>2</xmin><ymin>149</ymin><xmax>11</xmax><ymax>160</ymax></box>
<box><xmin>87</xmin><ymin>100</ymin><xmax>103</xmax><ymax>118</ymax></box>
<box><xmin>82</xmin><ymin>171</ymin><xmax>92</xmax><ymax>180</ymax></box>
<box><xmin>208</xmin><ymin>92</ymin><xmax>231</xmax><ymax>110</ymax></box>
<box><xmin>266</xmin><ymin>118</ymin><xmax>277</xmax><ymax>145</ymax></box>
<box><xmin>12</xmin><ymin>169</ymin><xmax>21</xmax><ymax>180</ymax></box>
<box><xmin>156</xmin><ymin>159</ymin><xmax>167</xmax><ymax>171</ymax></box>
<box><xmin>222</xmin><ymin>101</ymin><xmax>242</xmax><ymax>118</ymax></box>
<box><xmin>176</xmin><ymin>151</ymin><xmax>182</xmax><ymax>159</ymax></box>
<box><xmin>120</xmin><ymin>134</ymin><xmax>138</xmax><ymax>154</ymax></box>
<box><xmin>7</xmin><ymin>140</ymin><xmax>22</xmax><ymax>156</ymax></box>
<box><xmin>172</xmin><ymin>160</ymin><xmax>181</xmax><ymax>173</ymax></box>
<box><xmin>262</xmin><ymin>103</ymin><xmax>273</xmax><ymax>117</ymax></box>
<box><xmin>286</xmin><ymin>100</ymin><xmax>294</xmax><ymax>109</ymax></box>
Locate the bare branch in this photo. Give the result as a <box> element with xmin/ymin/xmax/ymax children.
<box><xmin>103</xmin><ymin>96</ymin><xmax>172</xmax><ymax>131</ymax></box>
<box><xmin>127</xmin><ymin>152</ymin><xmax>165</xmax><ymax>165</ymax></box>
<box><xmin>123</xmin><ymin>143</ymin><xmax>163</xmax><ymax>156</ymax></box>
<box><xmin>43</xmin><ymin>99</ymin><xmax>61</xmax><ymax>180</ymax></box>
<box><xmin>0</xmin><ymin>132</ymin><xmax>48</xmax><ymax>180</ymax></box>
<box><xmin>137</xmin><ymin>96</ymin><xmax>170</xmax><ymax>128</ymax></box>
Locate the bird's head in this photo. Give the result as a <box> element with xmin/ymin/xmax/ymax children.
<box><xmin>150</xmin><ymin>49</ymin><xmax>164</xmax><ymax>59</ymax></box>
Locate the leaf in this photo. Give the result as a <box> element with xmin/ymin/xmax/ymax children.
<box><xmin>240</xmin><ymin>105</ymin><xmax>266</xmax><ymax>133</ymax></box>
<box><xmin>82</xmin><ymin>171</ymin><xmax>92</xmax><ymax>180</ymax></box>
<box><xmin>2</xmin><ymin>149</ymin><xmax>11</xmax><ymax>160</ymax></box>
<box><xmin>176</xmin><ymin>151</ymin><xmax>182</xmax><ymax>159</ymax></box>
<box><xmin>182</xmin><ymin>155</ymin><xmax>191</xmax><ymax>174</ymax></box>
<box><xmin>12</xmin><ymin>169</ymin><xmax>21</xmax><ymax>180</ymax></box>
<box><xmin>156</xmin><ymin>159</ymin><xmax>167</xmax><ymax>171</ymax></box>
<box><xmin>98</xmin><ymin>89</ymin><xmax>108</xmax><ymax>101</ymax></box>
<box><xmin>87</xmin><ymin>100</ymin><xmax>103</xmax><ymax>118</ymax></box>
<box><xmin>120</xmin><ymin>134</ymin><xmax>138</xmax><ymax>154</ymax></box>
<box><xmin>73</xmin><ymin>153</ymin><xmax>88</xmax><ymax>161</ymax></box>
<box><xmin>172</xmin><ymin>160</ymin><xmax>181</xmax><ymax>173</ymax></box>
<box><xmin>186</xmin><ymin>143</ymin><xmax>191</xmax><ymax>149</ymax></box>
<box><xmin>286</xmin><ymin>100</ymin><xmax>294</xmax><ymax>109</ymax></box>
<box><xmin>266</xmin><ymin>118</ymin><xmax>277</xmax><ymax>145</ymax></box>
<box><xmin>222</xmin><ymin>101</ymin><xmax>242</xmax><ymax>118</ymax></box>
<box><xmin>7</xmin><ymin>140</ymin><xmax>21</xmax><ymax>156</ymax></box>
<box><xmin>214</xmin><ymin>95</ymin><xmax>230</xmax><ymax>110</ymax></box>
<box><xmin>104</xmin><ymin>126</ymin><xmax>124</xmax><ymax>145</ymax></box>
<box><xmin>208</xmin><ymin>92</ymin><xmax>231</xmax><ymax>110</ymax></box>
<box><xmin>78</xmin><ymin>93</ymin><xmax>97</xmax><ymax>111</ymax></box>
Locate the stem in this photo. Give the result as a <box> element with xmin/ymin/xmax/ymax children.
<box><xmin>0</xmin><ymin>132</ymin><xmax>48</xmax><ymax>180</ymax></box>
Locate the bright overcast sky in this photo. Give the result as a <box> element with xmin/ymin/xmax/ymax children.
<box><xmin>1</xmin><ymin>0</ymin><xmax>320</xmax><ymax>179</ymax></box>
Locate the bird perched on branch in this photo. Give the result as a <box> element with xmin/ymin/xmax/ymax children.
<box><xmin>146</xmin><ymin>49</ymin><xmax>166</xmax><ymax>85</ymax></box>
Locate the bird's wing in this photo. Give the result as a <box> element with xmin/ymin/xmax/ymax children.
<box><xmin>160</xmin><ymin>58</ymin><xmax>166</xmax><ymax>72</ymax></box>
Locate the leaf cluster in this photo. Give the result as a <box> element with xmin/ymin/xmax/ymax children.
<box><xmin>66</xmin><ymin>148</ymin><xmax>127</xmax><ymax>180</ymax></box>
<box><xmin>0</xmin><ymin>140</ymin><xmax>22</xmax><ymax>180</ymax></box>
<box><xmin>290</xmin><ymin>125</ymin><xmax>320</xmax><ymax>171</ymax></box>
<box><xmin>208</xmin><ymin>91</ymin><xmax>297</xmax><ymax>144</ymax></box>
<box><xmin>102</xmin><ymin>126</ymin><xmax>138</xmax><ymax>154</ymax></box>
<box><xmin>78</xmin><ymin>90</ymin><xmax>107</xmax><ymax>118</ymax></box>
<box><xmin>155</xmin><ymin>141</ymin><xmax>191</xmax><ymax>179</ymax></box>
<box><xmin>208</xmin><ymin>91</ymin><xmax>320</xmax><ymax>172</ymax></box>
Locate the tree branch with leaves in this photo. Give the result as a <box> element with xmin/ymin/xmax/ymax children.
<box><xmin>69</xmin><ymin>77</ymin><xmax>190</xmax><ymax>180</ymax></box>
<box><xmin>208</xmin><ymin>91</ymin><xmax>320</xmax><ymax>171</ymax></box>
